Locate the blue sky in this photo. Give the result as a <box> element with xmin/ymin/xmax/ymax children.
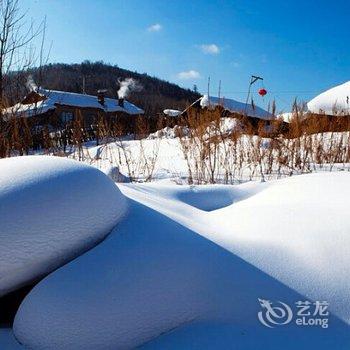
<box><xmin>22</xmin><ymin>0</ymin><xmax>350</xmax><ymax>111</ymax></box>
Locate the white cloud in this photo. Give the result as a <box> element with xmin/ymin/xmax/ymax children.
<box><xmin>200</xmin><ymin>44</ymin><xmax>220</xmax><ymax>55</ymax></box>
<box><xmin>177</xmin><ymin>70</ymin><xmax>201</xmax><ymax>80</ymax></box>
<box><xmin>148</xmin><ymin>23</ymin><xmax>162</xmax><ymax>32</ymax></box>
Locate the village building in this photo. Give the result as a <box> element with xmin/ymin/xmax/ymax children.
<box><xmin>1</xmin><ymin>88</ymin><xmax>144</xmax><ymax>150</ymax></box>
<box><xmin>3</xmin><ymin>88</ymin><xmax>144</xmax><ymax>130</ymax></box>
<box><xmin>172</xmin><ymin>94</ymin><xmax>289</xmax><ymax>136</ymax></box>
<box><xmin>188</xmin><ymin>94</ymin><xmax>274</xmax><ymax>120</ymax></box>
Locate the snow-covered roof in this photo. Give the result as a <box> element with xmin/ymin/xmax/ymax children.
<box><xmin>3</xmin><ymin>88</ymin><xmax>144</xmax><ymax>119</ymax></box>
<box><xmin>198</xmin><ymin>95</ymin><xmax>273</xmax><ymax>120</ymax></box>
<box><xmin>307</xmin><ymin>81</ymin><xmax>350</xmax><ymax>116</ymax></box>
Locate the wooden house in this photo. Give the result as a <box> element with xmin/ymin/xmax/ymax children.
<box><xmin>3</xmin><ymin>88</ymin><xmax>144</xmax><ymax>134</ymax></box>
<box><xmin>179</xmin><ymin>95</ymin><xmax>289</xmax><ymax>136</ymax></box>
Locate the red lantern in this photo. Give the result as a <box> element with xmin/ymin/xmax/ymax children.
<box><xmin>258</xmin><ymin>88</ymin><xmax>267</xmax><ymax>96</ymax></box>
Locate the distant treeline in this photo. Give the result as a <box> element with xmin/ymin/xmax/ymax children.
<box><xmin>5</xmin><ymin>61</ymin><xmax>201</xmax><ymax>117</ymax></box>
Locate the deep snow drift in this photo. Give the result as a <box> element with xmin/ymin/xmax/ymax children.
<box><xmin>308</xmin><ymin>81</ymin><xmax>350</xmax><ymax>115</ymax></box>
<box><xmin>0</xmin><ymin>156</ymin><xmax>127</xmax><ymax>297</ymax></box>
<box><xmin>13</xmin><ymin>172</ymin><xmax>350</xmax><ymax>349</ymax></box>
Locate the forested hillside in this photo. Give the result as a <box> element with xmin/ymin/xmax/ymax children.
<box><xmin>7</xmin><ymin>61</ymin><xmax>200</xmax><ymax>116</ymax></box>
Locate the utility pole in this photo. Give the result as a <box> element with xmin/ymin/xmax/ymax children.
<box><xmin>207</xmin><ymin>76</ymin><xmax>211</xmax><ymax>107</ymax></box>
<box><xmin>245</xmin><ymin>75</ymin><xmax>263</xmax><ymax>115</ymax></box>
<box><xmin>82</xmin><ymin>75</ymin><xmax>86</xmax><ymax>94</ymax></box>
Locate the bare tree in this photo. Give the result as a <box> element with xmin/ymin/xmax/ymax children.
<box><xmin>0</xmin><ymin>0</ymin><xmax>43</xmax><ymax>108</ymax></box>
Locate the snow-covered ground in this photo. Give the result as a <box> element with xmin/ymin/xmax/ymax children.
<box><xmin>2</xmin><ymin>167</ymin><xmax>348</xmax><ymax>349</ymax></box>
<box><xmin>1</xmin><ymin>146</ymin><xmax>350</xmax><ymax>349</ymax></box>
<box><xmin>0</xmin><ymin>328</ymin><xmax>23</xmax><ymax>349</ymax></box>
<box><xmin>66</xmin><ymin>128</ymin><xmax>350</xmax><ymax>185</ymax></box>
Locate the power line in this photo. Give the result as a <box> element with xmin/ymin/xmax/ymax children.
<box><xmin>218</xmin><ymin>90</ymin><xmax>321</xmax><ymax>94</ymax></box>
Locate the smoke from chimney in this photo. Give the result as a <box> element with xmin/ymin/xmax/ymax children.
<box><xmin>117</xmin><ymin>78</ymin><xmax>142</xmax><ymax>99</ymax></box>
<box><xmin>26</xmin><ymin>75</ymin><xmax>38</xmax><ymax>92</ymax></box>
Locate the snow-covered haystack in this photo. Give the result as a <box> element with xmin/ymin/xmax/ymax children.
<box><xmin>0</xmin><ymin>156</ymin><xmax>127</xmax><ymax>296</ymax></box>
<box><xmin>13</xmin><ymin>173</ymin><xmax>350</xmax><ymax>349</ymax></box>
<box><xmin>308</xmin><ymin>81</ymin><xmax>350</xmax><ymax>115</ymax></box>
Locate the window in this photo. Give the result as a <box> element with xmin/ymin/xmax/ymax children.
<box><xmin>60</xmin><ymin>111</ymin><xmax>74</xmax><ymax>123</ymax></box>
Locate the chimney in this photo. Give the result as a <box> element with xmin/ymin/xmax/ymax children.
<box><xmin>97</xmin><ymin>89</ymin><xmax>107</xmax><ymax>105</ymax></box>
<box><xmin>118</xmin><ymin>97</ymin><xmax>124</xmax><ymax>108</ymax></box>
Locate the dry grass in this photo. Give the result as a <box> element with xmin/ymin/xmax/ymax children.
<box><xmin>1</xmin><ymin>103</ymin><xmax>350</xmax><ymax>184</ymax></box>
<box><xmin>178</xmin><ymin>105</ymin><xmax>350</xmax><ymax>184</ymax></box>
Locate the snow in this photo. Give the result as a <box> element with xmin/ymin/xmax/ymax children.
<box><xmin>103</xmin><ymin>165</ymin><xmax>130</xmax><ymax>183</ymax></box>
<box><xmin>163</xmin><ymin>109</ymin><xmax>182</xmax><ymax>117</ymax></box>
<box><xmin>307</xmin><ymin>81</ymin><xmax>350</xmax><ymax>115</ymax></box>
<box><xmin>199</xmin><ymin>95</ymin><xmax>273</xmax><ymax>120</ymax></box>
<box><xmin>199</xmin><ymin>94</ymin><xmax>210</xmax><ymax>108</ymax></box>
<box><xmin>0</xmin><ymin>156</ymin><xmax>127</xmax><ymax>297</ymax></box>
<box><xmin>66</xmin><ymin>130</ymin><xmax>350</xmax><ymax>185</ymax></box>
<box><xmin>12</xmin><ymin>172</ymin><xmax>350</xmax><ymax>349</ymax></box>
<box><xmin>2</xmin><ymin>99</ymin><xmax>56</xmax><ymax>120</ymax></box>
<box><xmin>147</xmin><ymin>126</ymin><xmax>179</xmax><ymax>139</ymax></box>
<box><xmin>42</xmin><ymin>89</ymin><xmax>144</xmax><ymax>114</ymax></box>
<box><xmin>3</xmin><ymin>88</ymin><xmax>144</xmax><ymax>119</ymax></box>
<box><xmin>0</xmin><ymin>329</ymin><xmax>23</xmax><ymax>349</ymax></box>
<box><xmin>278</xmin><ymin>112</ymin><xmax>293</xmax><ymax>123</ymax></box>
<box><xmin>214</xmin><ymin>117</ymin><xmax>241</xmax><ymax>134</ymax></box>
<box><xmin>140</xmin><ymin>321</ymin><xmax>349</xmax><ymax>349</ymax></box>
<box><xmin>146</xmin><ymin>118</ymin><xmax>239</xmax><ymax>141</ymax></box>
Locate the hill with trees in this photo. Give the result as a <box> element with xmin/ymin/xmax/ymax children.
<box><xmin>7</xmin><ymin>61</ymin><xmax>201</xmax><ymax>116</ymax></box>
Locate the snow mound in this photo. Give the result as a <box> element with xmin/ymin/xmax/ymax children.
<box><xmin>147</xmin><ymin>125</ymin><xmax>189</xmax><ymax>140</ymax></box>
<box><xmin>307</xmin><ymin>81</ymin><xmax>350</xmax><ymax>115</ymax></box>
<box><xmin>103</xmin><ymin>165</ymin><xmax>130</xmax><ymax>183</ymax></box>
<box><xmin>147</xmin><ymin>126</ymin><xmax>177</xmax><ymax>139</ymax></box>
<box><xmin>147</xmin><ymin>118</ymin><xmax>239</xmax><ymax>142</ymax></box>
<box><xmin>0</xmin><ymin>156</ymin><xmax>127</xmax><ymax>296</ymax></box>
<box><xmin>13</xmin><ymin>173</ymin><xmax>350</xmax><ymax>349</ymax></box>
<box><xmin>163</xmin><ymin>109</ymin><xmax>182</xmax><ymax>117</ymax></box>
